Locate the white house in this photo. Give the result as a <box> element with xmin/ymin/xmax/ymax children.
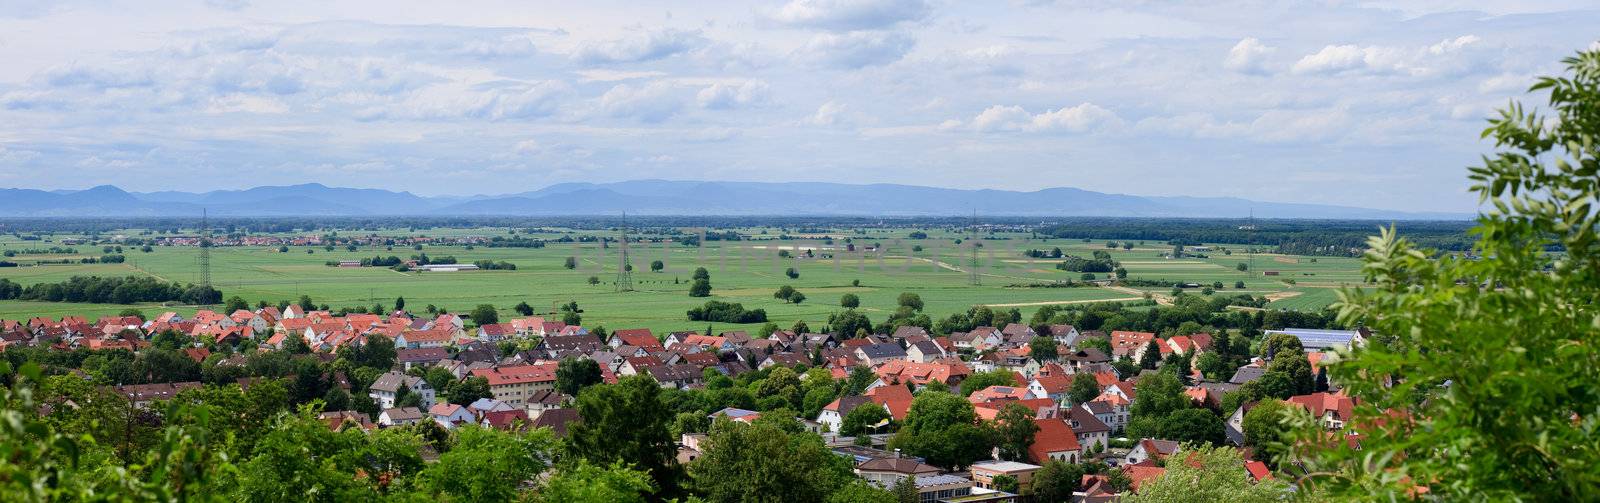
<box><xmin>368</xmin><ymin>372</ymin><xmax>435</xmax><ymax>410</ymax></box>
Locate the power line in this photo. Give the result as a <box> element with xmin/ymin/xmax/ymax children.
<box><xmin>199</xmin><ymin>208</ymin><xmax>212</xmax><ymax>303</ymax></box>
<box><xmin>615</xmin><ymin>211</ymin><xmax>634</xmax><ymax>292</ymax></box>
<box><xmin>968</xmin><ymin>209</ymin><xmax>981</xmax><ymax>286</ymax></box>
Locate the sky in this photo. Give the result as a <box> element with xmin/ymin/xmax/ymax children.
<box><xmin>0</xmin><ymin>1</ymin><xmax>1596</xmax><ymax>212</ymax></box>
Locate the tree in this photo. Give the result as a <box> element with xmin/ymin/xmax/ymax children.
<box><xmin>447</xmin><ymin>376</ymin><xmax>492</xmax><ymax>405</ymax></box>
<box><xmin>991</xmin><ymin>474</ymin><xmax>1019</xmax><ymax>494</ymax></box>
<box><xmin>689</xmin><ymin>278</ymin><xmax>712</xmax><ymax>297</ymax></box>
<box><xmin>394</xmin><ymin>296</ymin><xmax>405</xmax><ymax>311</ymax></box>
<box><xmin>650</xmin><ymin>260</ymin><xmax>664</xmax><ymax>272</ymax></box>
<box><xmin>417</xmin><ymin>426</ymin><xmax>556</xmax><ymax>501</ymax></box>
<box><xmin>1158</xmin><ymin>408</ymin><xmax>1226</xmax><ymax>445</ymax></box>
<box><xmin>775</xmin><ymin>285</ymin><xmax>798</xmax><ymax>302</ymax></box>
<box><xmin>958</xmin><ymin>370</ymin><xmax>1017</xmax><ymax>397</ymax></box>
<box><xmin>470</xmin><ymin>304</ymin><xmax>499</xmax><ymax>326</ymax></box>
<box><xmin>224</xmin><ymin>295</ymin><xmax>249</xmax><ymax>314</ymax></box>
<box><xmin>896</xmin><ymin>292</ymin><xmax>923</xmax><ymax>311</ymax></box>
<box><xmin>1068</xmin><ymin>373</ymin><xmax>1101</xmax><ymax>406</ymax></box>
<box><xmin>689</xmin><ymin>419</ymin><xmax>858</xmax><ymax>503</ymax></box>
<box><xmin>514</xmin><ymin>301</ymin><xmax>534</xmax><ymax>316</ymax></box>
<box><xmin>888</xmin><ymin>390</ymin><xmax>994</xmax><ymax>470</ymax></box>
<box><xmin>1032</xmin><ymin>460</ymin><xmax>1085</xmax><ymax>503</ymax></box>
<box><xmin>788</xmin><ymin>291</ymin><xmax>806</xmax><ymax>304</ymax></box>
<box><xmin>538</xmin><ymin>460</ymin><xmax>655</xmax><ymax>503</ymax></box>
<box><xmin>1130</xmin><ymin>371</ymin><xmax>1188</xmax><ymax>420</ymax></box>
<box><xmin>587</xmin><ymin>276</ymin><xmax>600</xmax><ymax>285</ymax></box>
<box><xmin>1124</xmin><ymin>445</ymin><xmax>1289</xmax><ymax>503</ymax></box>
<box><xmin>566</xmin><ymin>375</ymin><xmax>680</xmax><ymax>496</ymax></box>
<box><xmin>1028</xmin><ymin>336</ymin><xmax>1058</xmax><ymax>362</ymax></box>
<box><xmin>1241</xmin><ymin>399</ymin><xmax>1299</xmax><ymax>469</ymax></box>
<box><xmin>1266</xmin><ymin>354</ymin><xmax>1314</xmax><ymax>396</ymax></box>
<box><xmin>554</xmin><ymin>358</ymin><xmax>603</xmax><ymax>397</ymax></box>
<box><xmin>840</xmin><ymin>403</ymin><xmax>891</xmax><ymax>437</ymax></box>
<box><xmin>1138</xmin><ymin>340</ymin><xmax>1162</xmax><ymax>369</ymax></box>
<box><xmin>785</xmin><ymin>267</ymin><xmax>800</xmax><ymax>279</ymax></box>
<box><xmin>692</xmin><ymin>267</ymin><xmax>710</xmax><ymax>281</ymax></box>
<box><xmin>1258</xmin><ymin>333</ymin><xmax>1301</xmax><ymax>360</ymax></box>
<box><xmin>564</xmin><ymin>256</ymin><xmax>577</xmax><ymax>269</ymax></box>
<box><xmin>994</xmin><ymin>403</ymin><xmax>1039</xmax><ymax>462</ymax></box>
<box><xmin>840</xmin><ymin>293</ymin><xmax>860</xmax><ymax>308</ymax></box>
<box><xmin>826</xmin><ymin>309</ymin><xmax>873</xmax><ymax>338</ymax></box>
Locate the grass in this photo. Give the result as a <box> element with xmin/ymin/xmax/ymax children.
<box><xmin>0</xmin><ymin>228</ymin><xmax>1366</xmax><ymax>333</ymax></box>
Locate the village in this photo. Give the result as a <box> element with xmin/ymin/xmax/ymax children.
<box><xmin>1</xmin><ymin>301</ymin><xmax>1366</xmax><ymax>502</ymax></box>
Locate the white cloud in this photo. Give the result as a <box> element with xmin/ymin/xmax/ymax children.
<box><xmin>599</xmin><ymin>81</ymin><xmax>683</xmax><ymax>122</ymax></box>
<box><xmin>696</xmin><ymin>80</ymin><xmax>771</xmax><ymax>109</ymax></box>
<box><xmin>967</xmin><ymin>103</ymin><xmax>1121</xmax><ymax>133</ymax></box>
<box><xmin>1223</xmin><ymin>37</ymin><xmax>1274</xmax><ymax>74</ymax></box>
<box><xmin>573</xmin><ymin>28</ymin><xmax>705</xmax><ymax>64</ymax></box>
<box><xmin>807</xmin><ymin>101</ymin><xmax>848</xmax><ymax>126</ymax></box>
<box><xmin>770</xmin><ymin>0</ymin><xmax>934</xmax><ymax>31</ymax></box>
<box><xmin>796</xmin><ymin>31</ymin><xmax>915</xmax><ymax>69</ymax></box>
<box><xmin>1291</xmin><ymin>35</ymin><xmax>1482</xmax><ymax>76</ymax></box>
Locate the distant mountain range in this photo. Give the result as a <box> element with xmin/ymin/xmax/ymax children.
<box><xmin>0</xmin><ymin>180</ymin><xmax>1469</xmax><ymax>219</ymax></box>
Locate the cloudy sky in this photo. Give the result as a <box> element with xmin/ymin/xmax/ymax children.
<box><xmin>0</xmin><ymin>0</ymin><xmax>1596</xmax><ymax>212</ymax></box>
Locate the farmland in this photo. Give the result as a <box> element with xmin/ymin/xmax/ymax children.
<box><xmin>0</xmin><ymin>224</ymin><xmax>1370</xmax><ymax>333</ymax></box>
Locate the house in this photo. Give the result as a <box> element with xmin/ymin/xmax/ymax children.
<box><xmin>970</xmin><ymin>460</ymin><xmax>1040</xmax><ymax>492</ymax></box>
<box><xmin>855</xmin><ymin>454</ymin><xmax>943</xmax><ymax>487</ymax></box>
<box><xmin>1225</xmin><ymin>401</ymin><xmax>1257</xmax><ymax>446</ymax></box>
<box><xmin>1028</xmin><ymin>418</ymin><xmax>1082</xmax><ymax>464</ymax></box>
<box><xmin>817</xmin><ymin>395</ymin><xmax>878</xmax><ymax>434</ymax></box>
<box><xmin>396</xmin><ymin>347</ymin><xmax>449</xmax><ymax>370</ymax></box>
<box><xmin>608</xmin><ymin>328</ymin><xmax>662</xmax><ymax>351</ymax></box>
<box><xmin>759</xmin><ymin>352</ymin><xmax>811</xmax><ymax>370</ymax></box>
<box><xmin>476</xmin><ymin>323</ymin><xmax>515</xmax><ymax>342</ymax></box>
<box><xmin>1229</xmin><ymin>365</ymin><xmax>1267</xmax><ymax>385</ymax></box>
<box><xmin>865</xmin><ymin>383</ymin><xmax>916</xmax><ymax>420</ymax></box>
<box><xmin>1125</xmin><ymin>438</ymin><xmax>1181</xmax><ymax>465</ymax></box>
<box><xmin>1000</xmin><ymin>323</ymin><xmax>1037</xmax><ymax>345</ymax></box>
<box><xmin>378</xmin><ymin>407</ymin><xmax>426</xmax><ymax>427</ymax></box>
<box><xmin>855</xmin><ymin>343</ymin><xmax>908</xmax><ymax>366</ymax></box>
<box><xmin>429</xmin><ymin>403</ymin><xmax>475</xmax><ymax>429</ymax></box>
<box><xmin>369</xmin><ymin>372</ymin><xmax>435</xmax><ymax>409</ymax></box>
<box><xmin>1110</xmin><ymin>331</ymin><xmax>1157</xmax><ymax>359</ymax></box>
<box><xmin>873</xmin><ymin>360</ymin><xmax>971</xmax><ymax>388</ymax></box>
<box><xmin>1066</xmin><ymin>406</ymin><xmax>1111</xmax><ymax>453</ymax></box>
<box><xmin>968</xmin><ymin>327</ymin><xmax>1005</xmax><ymax>350</ymax></box>
<box><xmin>482</xmin><ymin>409</ymin><xmax>532</xmax><ymax>430</ymax></box>
<box><xmin>646</xmin><ymin>364</ymin><xmax>705</xmax><ymax>389</ymax></box>
<box><xmin>1082</xmin><ymin>398</ymin><xmax>1129</xmax><ymax>433</ymax></box>
<box><xmin>318</xmin><ymin>410</ymin><xmax>376</xmax><ymax>431</ymax></box>
<box><xmin>905</xmin><ymin>340</ymin><xmax>945</xmax><ymax>363</ymax></box>
<box><xmin>891</xmin><ymin>325</ymin><xmax>931</xmax><ymax>342</ymax></box>
<box><xmin>109</xmin><ymin>382</ymin><xmax>202</xmax><ymax>409</ymax></box>
<box><xmin>1047</xmin><ymin>324</ymin><xmax>1080</xmax><ymax>346</ymax></box>
<box><xmin>529</xmin><ymin>408</ymin><xmax>579</xmax><ymax>436</ymax></box>
<box><xmin>1287</xmin><ymin>392</ymin><xmax>1357</xmax><ymax>429</ymax></box>
<box><xmin>1166</xmin><ymin>333</ymin><xmax>1214</xmax><ymax>355</ymax></box>
<box><xmin>394</xmin><ymin>328</ymin><xmax>454</xmax><ymax>349</ymax></box>
<box><xmin>538</xmin><ymin>335</ymin><xmax>603</xmax><ymax>356</ymax></box>
<box><xmin>1027</xmin><ymin>373</ymin><xmax>1073</xmax><ymax>404</ymax></box>
<box><xmin>969</xmin><ymin>385</ymin><xmax>1031</xmax><ymax>404</ymax></box>
<box><xmin>467</xmin><ymin>397</ymin><xmax>516</xmax><ymax>418</ymax></box>
<box><xmin>525</xmin><ymin>389</ymin><xmax>564</xmax><ymax>415</ymax></box>
<box><xmin>471</xmin><ymin>363</ymin><xmax>559</xmax><ymax>407</ymax></box>
<box><xmin>1062</xmin><ymin>348</ymin><xmax>1111</xmax><ymax>370</ymax></box>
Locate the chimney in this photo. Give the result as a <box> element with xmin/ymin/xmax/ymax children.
<box><xmin>893</xmin><ymin>448</ymin><xmax>901</xmax><ymax>459</ymax></box>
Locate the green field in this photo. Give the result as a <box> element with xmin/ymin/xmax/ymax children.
<box><xmin>0</xmin><ymin>227</ymin><xmax>1366</xmax><ymax>333</ymax></box>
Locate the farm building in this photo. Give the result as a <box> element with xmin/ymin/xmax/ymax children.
<box><xmin>1264</xmin><ymin>328</ymin><xmax>1369</xmax><ymax>351</ymax></box>
<box><xmin>417</xmin><ymin>264</ymin><xmax>480</xmax><ymax>272</ymax></box>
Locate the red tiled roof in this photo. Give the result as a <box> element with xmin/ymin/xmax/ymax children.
<box><xmin>471</xmin><ymin>363</ymin><xmax>559</xmax><ymax>387</ymax></box>
<box><xmin>1028</xmin><ymin>418</ymin><xmax>1082</xmax><ymax>463</ymax></box>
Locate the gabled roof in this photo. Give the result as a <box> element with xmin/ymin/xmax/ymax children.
<box><xmin>531</xmin><ymin>408</ymin><xmax>579</xmax><ymax>436</ymax></box>
<box><xmin>1028</xmin><ymin>418</ymin><xmax>1082</xmax><ymax>463</ymax></box>
<box><xmin>1066</xmin><ymin>406</ymin><xmax>1111</xmax><ymax>434</ymax></box>
<box><xmin>382</xmin><ymin>407</ymin><xmax>425</xmax><ymax>421</ymax></box>
<box><xmin>1287</xmin><ymin>392</ymin><xmax>1356</xmax><ymax>420</ymax></box>
<box><xmin>865</xmin><ymin>383</ymin><xmax>915</xmax><ymax>420</ymax></box>
<box><xmin>471</xmin><ymin>363</ymin><xmax>559</xmax><ymax>387</ymax></box>
<box><xmin>857</xmin><ymin>342</ymin><xmax>907</xmax><ymax>359</ymax></box>
<box><xmin>857</xmin><ymin>457</ymin><xmax>942</xmax><ymax>475</ymax></box>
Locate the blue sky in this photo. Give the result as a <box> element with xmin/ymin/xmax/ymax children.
<box><xmin>0</xmin><ymin>0</ymin><xmax>1596</xmax><ymax>212</ymax></box>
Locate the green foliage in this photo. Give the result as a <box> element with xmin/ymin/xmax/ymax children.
<box><xmin>469</xmin><ymin>304</ymin><xmax>498</xmax><ymax>326</ymax></box>
<box><xmin>994</xmin><ymin>402</ymin><xmax>1039</xmax><ymax>462</ymax></box>
<box><xmin>1029</xmin><ymin>336</ymin><xmax>1058</xmax><ymax>361</ymax></box>
<box><xmin>688</xmin><ymin>278</ymin><xmax>712</xmax><ymax>297</ymax></box>
<box><xmin>417</xmin><ymin>426</ymin><xmax>556</xmax><ymax>501</ymax></box>
<box><xmin>1068</xmin><ymin>373</ymin><xmax>1101</xmax><ymax>405</ymax></box>
<box><xmin>1300</xmin><ymin>49</ymin><xmax>1600</xmax><ymax>500</ymax></box>
<box><xmin>1157</xmin><ymin>408</ymin><xmax>1225</xmax><ymax>445</ymax></box>
<box><xmin>1031</xmin><ymin>460</ymin><xmax>1085</xmax><ymax>502</ymax></box>
<box><xmin>1130</xmin><ymin>371</ymin><xmax>1188</xmax><ymax>420</ymax></box>
<box><xmin>1124</xmin><ymin>445</ymin><xmax>1289</xmax><ymax>503</ymax></box>
<box><xmin>1240</xmin><ymin>399</ymin><xmax>1300</xmax><ymax>470</ymax></box>
<box><xmin>959</xmin><ymin>369</ymin><xmax>1017</xmax><ymax>397</ymax></box>
<box><xmin>566</xmin><ymin>375</ymin><xmax>680</xmax><ymax>496</ymax></box>
<box><xmin>840</xmin><ymin>293</ymin><xmax>860</xmax><ymax>308</ymax></box>
<box><xmin>537</xmin><ymin>460</ymin><xmax>654</xmax><ymax>503</ymax></box>
<box><xmin>840</xmin><ymin>403</ymin><xmax>890</xmax><ymax>436</ymax></box>
<box><xmin>687</xmin><ymin>300</ymin><xmax>767</xmax><ymax>323</ymax></box>
<box><xmin>556</xmin><ymin>358</ymin><xmax>603</xmax><ymax>397</ymax></box>
<box><xmin>447</xmin><ymin>376</ymin><xmax>492</xmax><ymax>406</ymax></box>
<box><xmin>689</xmin><ymin>419</ymin><xmax>858</xmax><ymax>503</ymax></box>
<box><xmin>888</xmin><ymin>390</ymin><xmax>995</xmax><ymax>469</ymax></box>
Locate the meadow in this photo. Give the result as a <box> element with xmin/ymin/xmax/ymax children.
<box><xmin>0</xmin><ymin>225</ymin><xmax>1369</xmax><ymax>333</ymax></box>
